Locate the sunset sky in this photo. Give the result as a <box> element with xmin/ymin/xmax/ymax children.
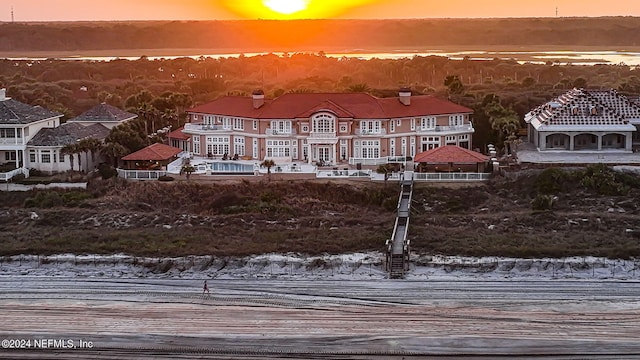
<box><xmin>2</xmin><ymin>0</ymin><xmax>638</xmax><ymax>22</ymax></box>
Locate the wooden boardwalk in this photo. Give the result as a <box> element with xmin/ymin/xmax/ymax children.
<box><xmin>386</xmin><ymin>171</ymin><xmax>413</xmax><ymax>278</ymax></box>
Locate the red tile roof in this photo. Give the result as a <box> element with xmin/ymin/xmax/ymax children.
<box><xmin>121</xmin><ymin>143</ymin><xmax>182</xmax><ymax>161</ymax></box>
<box><xmin>414</xmin><ymin>145</ymin><xmax>489</xmax><ymax>164</ymax></box>
<box><xmin>167</xmin><ymin>127</ymin><xmax>190</xmax><ymax>140</ymax></box>
<box><xmin>187</xmin><ymin>93</ymin><xmax>472</xmax><ymax>119</ymax></box>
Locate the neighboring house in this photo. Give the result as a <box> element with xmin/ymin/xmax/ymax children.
<box><xmin>27</xmin><ymin>122</ymin><xmax>110</xmax><ymax>174</ymax></box>
<box><xmin>66</xmin><ymin>103</ymin><xmax>137</xmax><ymax>129</ymax></box>
<box><xmin>524</xmin><ymin>88</ymin><xmax>640</xmax><ymax>152</ymax></box>
<box><xmin>183</xmin><ymin>89</ymin><xmax>474</xmax><ymax>166</ymax></box>
<box><xmin>121</xmin><ymin>143</ymin><xmax>182</xmax><ymax>170</ymax></box>
<box><xmin>0</xmin><ymin>88</ymin><xmax>63</xmax><ymax>172</ymax></box>
<box><xmin>414</xmin><ymin>145</ymin><xmax>490</xmax><ymax>173</ymax></box>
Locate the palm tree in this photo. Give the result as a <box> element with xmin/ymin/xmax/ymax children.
<box><xmin>77</xmin><ymin>138</ymin><xmax>103</xmax><ymax>171</ymax></box>
<box><xmin>260</xmin><ymin>159</ymin><xmax>276</xmax><ymax>181</ymax></box>
<box><xmin>488</xmin><ymin>107</ymin><xmax>520</xmax><ymax>155</ymax></box>
<box><xmin>181</xmin><ymin>164</ymin><xmax>195</xmax><ymax>180</ymax></box>
<box><xmin>347</xmin><ymin>83</ymin><xmax>371</xmax><ymax>93</ymax></box>
<box><xmin>60</xmin><ymin>143</ymin><xmax>78</xmax><ymax>172</ymax></box>
<box><xmin>100</xmin><ymin>142</ymin><xmax>128</xmax><ymax>169</ymax></box>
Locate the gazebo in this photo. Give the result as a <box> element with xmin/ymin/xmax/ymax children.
<box><xmin>121</xmin><ymin>143</ymin><xmax>183</xmax><ymax>170</ymax></box>
<box><xmin>414</xmin><ymin>145</ymin><xmax>489</xmax><ymax>173</ymax></box>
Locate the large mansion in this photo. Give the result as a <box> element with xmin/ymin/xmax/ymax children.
<box><xmin>180</xmin><ymin>89</ymin><xmax>474</xmax><ymax>165</ymax></box>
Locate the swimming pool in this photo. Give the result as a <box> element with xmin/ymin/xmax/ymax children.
<box><xmin>194</xmin><ymin>161</ymin><xmax>255</xmax><ymax>174</ymax></box>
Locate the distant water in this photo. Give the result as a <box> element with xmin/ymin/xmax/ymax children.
<box><xmin>5</xmin><ymin>50</ymin><xmax>640</xmax><ymax>66</ymax></box>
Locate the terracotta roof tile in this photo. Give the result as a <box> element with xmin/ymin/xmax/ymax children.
<box><xmin>187</xmin><ymin>93</ymin><xmax>472</xmax><ymax>120</ymax></box>
<box><xmin>414</xmin><ymin>145</ymin><xmax>489</xmax><ymax>164</ymax></box>
<box><xmin>121</xmin><ymin>143</ymin><xmax>182</xmax><ymax>161</ymax></box>
<box><xmin>377</xmin><ymin>96</ymin><xmax>473</xmax><ymax>117</ymax></box>
<box><xmin>525</xmin><ymin>88</ymin><xmax>640</xmax><ymax>129</ymax></box>
<box><xmin>167</xmin><ymin>127</ymin><xmax>190</xmax><ymax>140</ymax></box>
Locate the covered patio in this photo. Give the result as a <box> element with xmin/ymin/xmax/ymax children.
<box><xmin>414</xmin><ymin>145</ymin><xmax>490</xmax><ymax>173</ymax></box>
<box><xmin>121</xmin><ymin>143</ymin><xmax>183</xmax><ymax>170</ymax></box>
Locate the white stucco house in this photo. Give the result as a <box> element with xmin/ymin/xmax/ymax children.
<box><xmin>524</xmin><ymin>88</ymin><xmax>640</xmax><ymax>152</ymax></box>
<box><xmin>27</xmin><ymin>122</ymin><xmax>110</xmax><ymax>174</ymax></box>
<box><xmin>0</xmin><ymin>89</ymin><xmax>137</xmax><ymax>178</ymax></box>
<box><xmin>0</xmin><ymin>89</ymin><xmax>63</xmax><ymax>178</ymax></box>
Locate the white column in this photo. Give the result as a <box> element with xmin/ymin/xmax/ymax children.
<box><xmin>333</xmin><ymin>143</ymin><xmax>337</xmax><ymax>165</ymax></box>
<box><xmin>597</xmin><ymin>134</ymin><xmax>602</xmax><ymax>150</ymax></box>
<box><xmin>569</xmin><ymin>134</ymin><xmax>575</xmax><ymax>151</ymax></box>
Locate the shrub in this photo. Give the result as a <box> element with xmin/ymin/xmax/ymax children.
<box><xmin>579</xmin><ymin>164</ymin><xmax>628</xmax><ymax>195</ymax></box>
<box><xmin>98</xmin><ymin>163</ymin><xmax>117</xmax><ymax>179</ymax></box>
<box><xmin>158</xmin><ymin>175</ymin><xmax>175</xmax><ymax>182</ymax></box>
<box><xmin>260</xmin><ymin>190</ymin><xmax>281</xmax><ymax>203</ymax></box>
<box><xmin>376</xmin><ymin>164</ymin><xmax>394</xmax><ymax>174</ymax></box>
<box><xmin>531</xmin><ymin>194</ymin><xmax>556</xmax><ymax>211</ymax></box>
<box><xmin>28</xmin><ymin>168</ymin><xmax>47</xmax><ymax>177</ymax></box>
<box><xmin>23</xmin><ymin>191</ymin><xmax>92</xmax><ymax>208</ymax></box>
<box><xmin>534</xmin><ymin>167</ymin><xmax>567</xmax><ymax>194</ymax></box>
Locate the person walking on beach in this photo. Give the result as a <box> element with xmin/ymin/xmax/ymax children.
<box><xmin>203</xmin><ymin>280</ymin><xmax>210</xmax><ymax>295</ymax></box>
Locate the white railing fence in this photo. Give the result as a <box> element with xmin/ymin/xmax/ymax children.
<box><xmin>413</xmin><ymin>172</ymin><xmax>491</xmax><ymax>181</ymax></box>
<box><xmin>117</xmin><ymin>169</ymin><xmax>167</xmax><ymax>180</ymax></box>
<box><xmin>0</xmin><ymin>167</ymin><xmax>30</xmax><ymax>181</ymax></box>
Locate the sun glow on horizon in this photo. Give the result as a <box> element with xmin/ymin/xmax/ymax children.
<box><xmin>263</xmin><ymin>0</ymin><xmax>310</xmax><ymax>15</ymax></box>
<box><xmin>220</xmin><ymin>0</ymin><xmax>377</xmax><ymax>20</ymax></box>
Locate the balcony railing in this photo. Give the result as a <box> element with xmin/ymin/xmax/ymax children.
<box><xmin>416</xmin><ymin>124</ymin><xmax>474</xmax><ymax>133</ymax></box>
<box><xmin>309</xmin><ymin>132</ymin><xmax>337</xmax><ymax>139</ymax></box>
<box><xmin>355</xmin><ymin>128</ymin><xmax>387</xmax><ymax>136</ymax></box>
<box><xmin>183</xmin><ymin>123</ymin><xmax>232</xmax><ymax>132</ymax></box>
<box><xmin>266</xmin><ymin>128</ymin><xmax>297</xmax><ymax>136</ymax></box>
<box><xmin>0</xmin><ymin>137</ymin><xmax>26</xmax><ymax>146</ymax></box>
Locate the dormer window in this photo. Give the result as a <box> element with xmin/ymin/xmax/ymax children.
<box><xmin>590</xmin><ymin>107</ymin><xmax>599</xmax><ymax>115</ymax></box>
<box><xmin>572</xmin><ymin>107</ymin><xmax>579</xmax><ymax>115</ymax></box>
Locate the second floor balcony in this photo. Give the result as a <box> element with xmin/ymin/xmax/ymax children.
<box><xmin>266</xmin><ymin>128</ymin><xmax>297</xmax><ymax>136</ymax></box>
<box><xmin>0</xmin><ymin>137</ymin><xmax>26</xmax><ymax>146</ymax></box>
<box><xmin>309</xmin><ymin>131</ymin><xmax>337</xmax><ymax>139</ymax></box>
<box><xmin>355</xmin><ymin>128</ymin><xmax>387</xmax><ymax>136</ymax></box>
<box><xmin>417</xmin><ymin>124</ymin><xmax>474</xmax><ymax>134</ymax></box>
<box><xmin>183</xmin><ymin>123</ymin><xmax>232</xmax><ymax>132</ymax></box>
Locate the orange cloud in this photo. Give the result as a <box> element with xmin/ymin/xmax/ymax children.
<box><xmin>218</xmin><ymin>0</ymin><xmax>379</xmax><ymax>19</ymax></box>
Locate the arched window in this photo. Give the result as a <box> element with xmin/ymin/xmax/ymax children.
<box><xmin>312</xmin><ymin>113</ymin><xmax>335</xmax><ymax>133</ymax></box>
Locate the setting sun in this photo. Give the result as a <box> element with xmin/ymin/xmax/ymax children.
<box><xmin>219</xmin><ymin>0</ymin><xmax>376</xmax><ymax>20</ymax></box>
<box><xmin>263</xmin><ymin>0</ymin><xmax>309</xmax><ymax>15</ymax></box>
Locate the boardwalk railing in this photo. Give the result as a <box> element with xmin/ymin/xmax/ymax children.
<box><xmin>386</xmin><ymin>171</ymin><xmax>413</xmax><ymax>279</ymax></box>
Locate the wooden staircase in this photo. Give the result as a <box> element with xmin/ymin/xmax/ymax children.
<box><xmin>385</xmin><ymin>171</ymin><xmax>413</xmax><ymax>279</ymax></box>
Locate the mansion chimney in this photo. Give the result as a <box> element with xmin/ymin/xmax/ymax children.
<box><xmin>0</xmin><ymin>88</ymin><xmax>6</xmax><ymax>101</ymax></box>
<box><xmin>398</xmin><ymin>87</ymin><xmax>411</xmax><ymax>106</ymax></box>
<box><xmin>252</xmin><ymin>89</ymin><xmax>265</xmax><ymax>109</ymax></box>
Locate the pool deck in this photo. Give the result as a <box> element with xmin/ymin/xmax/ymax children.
<box><xmin>186</xmin><ymin>158</ymin><xmax>321</xmax><ymax>175</ymax></box>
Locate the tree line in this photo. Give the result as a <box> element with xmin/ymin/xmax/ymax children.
<box><xmin>1</xmin><ymin>52</ymin><xmax>640</xmax><ymax>155</ymax></box>
<box><xmin>1</xmin><ymin>18</ymin><xmax>640</xmax><ymax>52</ymax></box>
